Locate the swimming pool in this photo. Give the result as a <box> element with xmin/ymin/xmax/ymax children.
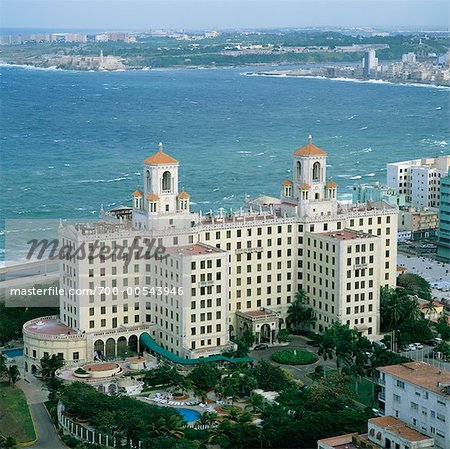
<box><xmin>2</xmin><ymin>348</ymin><xmax>23</xmax><ymax>358</ymax></box>
<box><xmin>175</xmin><ymin>408</ymin><xmax>201</xmax><ymax>423</ymax></box>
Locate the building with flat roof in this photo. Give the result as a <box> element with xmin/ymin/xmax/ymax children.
<box><xmin>353</xmin><ymin>182</ymin><xmax>406</xmax><ymax>208</ymax></box>
<box><xmin>318</xmin><ymin>416</ymin><xmax>436</xmax><ymax>449</ymax></box>
<box><xmin>387</xmin><ymin>156</ymin><xmax>450</xmax><ymax>208</ymax></box>
<box><xmin>377</xmin><ymin>362</ymin><xmax>450</xmax><ymax>448</ymax></box>
<box><xmin>23</xmin><ymin>137</ymin><xmax>398</xmax><ymax>373</ymax></box>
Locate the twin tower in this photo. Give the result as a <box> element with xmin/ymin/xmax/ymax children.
<box><xmin>131</xmin><ymin>136</ymin><xmax>338</xmax><ymax>222</ymax></box>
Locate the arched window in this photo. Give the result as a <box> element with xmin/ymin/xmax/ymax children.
<box><xmin>297</xmin><ymin>161</ymin><xmax>301</xmax><ymax>179</ymax></box>
<box><xmin>146</xmin><ymin>171</ymin><xmax>151</xmax><ymax>192</ymax></box>
<box><xmin>162</xmin><ymin>171</ymin><xmax>171</xmax><ymax>193</ymax></box>
<box><xmin>312</xmin><ymin>162</ymin><xmax>321</xmax><ymax>181</ymax></box>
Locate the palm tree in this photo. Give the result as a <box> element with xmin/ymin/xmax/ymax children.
<box><xmin>294</xmin><ymin>289</ymin><xmax>309</xmax><ymax>304</ymax></box>
<box><xmin>287</xmin><ymin>289</ymin><xmax>316</xmax><ymax>332</ymax></box>
<box><xmin>318</xmin><ymin>334</ymin><xmax>334</xmax><ymax>362</ymax></box>
<box><xmin>40</xmin><ymin>354</ymin><xmax>64</xmax><ymax>378</ymax></box>
<box><xmin>7</xmin><ymin>365</ymin><xmax>20</xmax><ymax>385</ymax></box>
<box><xmin>157</xmin><ymin>414</ymin><xmax>185</xmax><ymax>439</ymax></box>
<box><xmin>286</xmin><ymin>298</ymin><xmax>304</xmax><ymax>332</ymax></box>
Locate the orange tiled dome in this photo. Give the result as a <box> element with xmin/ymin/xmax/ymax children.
<box><xmin>178</xmin><ymin>191</ymin><xmax>190</xmax><ymax>199</ymax></box>
<box><xmin>299</xmin><ymin>183</ymin><xmax>311</xmax><ymax>190</ymax></box>
<box><xmin>132</xmin><ymin>188</ymin><xmax>143</xmax><ymax>197</ymax></box>
<box><xmin>144</xmin><ymin>143</ymin><xmax>178</xmax><ymax>165</ymax></box>
<box><xmin>282</xmin><ymin>180</ymin><xmax>293</xmax><ymax>186</ymax></box>
<box><xmin>146</xmin><ymin>193</ymin><xmax>159</xmax><ymax>201</ymax></box>
<box><xmin>326</xmin><ymin>179</ymin><xmax>337</xmax><ymax>188</ymax></box>
<box><xmin>293</xmin><ymin>136</ymin><xmax>327</xmax><ymax>157</ymax></box>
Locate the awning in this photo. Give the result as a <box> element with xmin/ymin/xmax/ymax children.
<box><xmin>139</xmin><ymin>332</ymin><xmax>253</xmax><ymax>365</ymax></box>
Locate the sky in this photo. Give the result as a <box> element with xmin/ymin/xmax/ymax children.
<box><xmin>0</xmin><ymin>0</ymin><xmax>448</xmax><ymax>31</ymax></box>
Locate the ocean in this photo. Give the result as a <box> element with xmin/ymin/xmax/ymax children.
<box><xmin>1</xmin><ymin>65</ymin><xmax>449</xmax><ymax>263</ymax></box>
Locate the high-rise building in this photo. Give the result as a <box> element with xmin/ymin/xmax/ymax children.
<box><xmin>402</xmin><ymin>52</ymin><xmax>417</xmax><ymax>64</ymax></box>
<box><xmin>437</xmin><ymin>171</ymin><xmax>450</xmax><ymax>261</ymax></box>
<box><xmin>363</xmin><ymin>49</ymin><xmax>378</xmax><ymax>77</ymax></box>
<box><xmin>23</xmin><ymin>138</ymin><xmax>398</xmax><ymax>373</ymax></box>
<box><xmin>386</xmin><ymin>156</ymin><xmax>450</xmax><ymax>207</ymax></box>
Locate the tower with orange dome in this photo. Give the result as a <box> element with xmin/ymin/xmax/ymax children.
<box><xmin>281</xmin><ymin>136</ymin><xmax>338</xmax><ymax>218</ymax></box>
<box><xmin>131</xmin><ymin>143</ymin><xmax>193</xmax><ymax>230</ymax></box>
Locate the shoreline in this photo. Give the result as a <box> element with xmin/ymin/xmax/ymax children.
<box><xmin>244</xmin><ymin>71</ymin><xmax>450</xmax><ymax>89</ymax></box>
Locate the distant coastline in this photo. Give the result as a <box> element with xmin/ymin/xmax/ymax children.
<box><xmin>245</xmin><ymin>70</ymin><xmax>450</xmax><ymax>89</ymax></box>
<box><xmin>2</xmin><ymin>62</ymin><xmax>449</xmax><ymax>90</ymax></box>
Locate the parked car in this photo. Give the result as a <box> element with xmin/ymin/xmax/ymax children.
<box><xmin>408</xmin><ymin>343</ymin><xmax>418</xmax><ymax>350</ymax></box>
<box><xmin>424</xmin><ymin>340</ymin><xmax>437</xmax><ymax>346</ymax></box>
<box><xmin>401</xmin><ymin>345</ymin><xmax>411</xmax><ymax>352</ymax></box>
<box><xmin>414</xmin><ymin>343</ymin><xmax>424</xmax><ymax>350</ymax></box>
<box><xmin>433</xmin><ymin>337</ymin><xmax>443</xmax><ymax>344</ymax></box>
<box><xmin>306</xmin><ymin>340</ymin><xmax>320</xmax><ymax>347</ymax></box>
<box><xmin>254</xmin><ymin>344</ymin><xmax>269</xmax><ymax>351</ymax></box>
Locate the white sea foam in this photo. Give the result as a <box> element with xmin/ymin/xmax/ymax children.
<box><xmin>350</xmin><ymin>175</ymin><xmax>362</xmax><ymax>179</ymax></box>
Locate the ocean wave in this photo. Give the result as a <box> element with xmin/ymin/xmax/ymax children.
<box><xmin>0</xmin><ymin>62</ymin><xmax>75</xmax><ymax>72</ymax></box>
<box><xmin>365</xmin><ymin>173</ymin><xmax>376</xmax><ymax>177</ymax></box>
<box><xmin>350</xmin><ymin>175</ymin><xmax>362</xmax><ymax>180</ymax></box>
<box><xmin>75</xmin><ymin>176</ymin><xmax>131</xmax><ymax>184</ymax></box>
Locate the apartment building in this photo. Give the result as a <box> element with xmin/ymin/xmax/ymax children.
<box><xmin>387</xmin><ymin>156</ymin><xmax>450</xmax><ymax>207</ymax></box>
<box><xmin>318</xmin><ymin>416</ymin><xmax>436</xmax><ymax>449</ymax></box>
<box><xmin>23</xmin><ymin>137</ymin><xmax>398</xmax><ymax>371</ymax></box>
<box><xmin>378</xmin><ymin>362</ymin><xmax>450</xmax><ymax>449</ymax></box>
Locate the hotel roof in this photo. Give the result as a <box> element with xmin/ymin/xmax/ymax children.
<box><xmin>378</xmin><ymin>362</ymin><xmax>450</xmax><ymax>397</ymax></box>
<box><xmin>317</xmin><ymin>229</ymin><xmax>377</xmax><ymax>241</ymax></box>
<box><xmin>369</xmin><ymin>416</ymin><xmax>431</xmax><ymax>442</ymax></box>
<box><xmin>24</xmin><ymin>317</ymin><xmax>77</xmax><ymax>336</ymax></box>
<box><xmin>166</xmin><ymin>243</ymin><xmax>225</xmax><ymax>257</ymax></box>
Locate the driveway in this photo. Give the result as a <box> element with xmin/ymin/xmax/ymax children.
<box><xmin>18</xmin><ymin>377</ymin><xmax>66</xmax><ymax>449</ymax></box>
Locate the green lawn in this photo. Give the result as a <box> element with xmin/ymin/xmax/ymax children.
<box><xmin>0</xmin><ymin>382</ymin><xmax>36</xmax><ymax>443</ymax></box>
<box><xmin>352</xmin><ymin>377</ymin><xmax>375</xmax><ymax>407</ymax></box>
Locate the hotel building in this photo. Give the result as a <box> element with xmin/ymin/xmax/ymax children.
<box><xmin>23</xmin><ymin>137</ymin><xmax>398</xmax><ymax>372</ymax></box>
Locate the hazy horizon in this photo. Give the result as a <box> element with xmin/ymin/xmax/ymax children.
<box><xmin>1</xmin><ymin>0</ymin><xmax>448</xmax><ymax>31</ymax></box>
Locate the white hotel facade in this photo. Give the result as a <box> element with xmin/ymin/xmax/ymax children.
<box><xmin>23</xmin><ymin>138</ymin><xmax>398</xmax><ymax>373</ymax></box>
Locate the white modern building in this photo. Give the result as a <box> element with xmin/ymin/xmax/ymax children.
<box><xmin>23</xmin><ymin>137</ymin><xmax>399</xmax><ymax>372</ymax></box>
<box><xmin>386</xmin><ymin>156</ymin><xmax>450</xmax><ymax>208</ymax></box>
<box><xmin>377</xmin><ymin>362</ymin><xmax>450</xmax><ymax>449</ymax></box>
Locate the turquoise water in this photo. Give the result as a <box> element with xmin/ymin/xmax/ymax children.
<box><xmin>1</xmin><ymin>348</ymin><xmax>24</xmax><ymax>357</ymax></box>
<box><xmin>175</xmin><ymin>407</ymin><xmax>201</xmax><ymax>423</ymax></box>
<box><xmin>1</xmin><ymin>65</ymin><xmax>449</xmax><ymax>261</ymax></box>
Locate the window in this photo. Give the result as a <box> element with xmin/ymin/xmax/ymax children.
<box><xmin>312</xmin><ymin>161</ymin><xmax>321</xmax><ymax>181</ymax></box>
<box><xmin>162</xmin><ymin>171</ymin><xmax>171</xmax><ymax>192</ymax></box>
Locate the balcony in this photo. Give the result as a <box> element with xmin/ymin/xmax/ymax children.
<box><xmin>378</xmin><ymin>392</ymin><xmax>386</xmax><ymax>402</ymax></box>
